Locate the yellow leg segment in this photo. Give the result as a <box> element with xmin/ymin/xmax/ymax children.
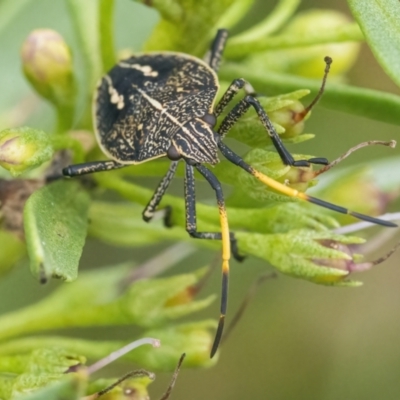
<box><xmin>210</xmin><ymin>203</ymin><xmax>231</xmax><ymax>358</ymax></box>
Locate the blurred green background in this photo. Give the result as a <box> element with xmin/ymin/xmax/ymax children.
<box><xmin>1</xmin><ymin>0</ymin><xmax>400</xmax><ymax>399</ymax></box>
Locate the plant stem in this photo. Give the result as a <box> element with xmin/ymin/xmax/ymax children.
<box><xmin>99</xmin><ymin>0</ymin><xmax>116</xmax><ymax>72</ymax></box>
<box><xmin>50</xmin><ymin>135</ymin><xmax>85</xmax><ymax>163</ymax></box>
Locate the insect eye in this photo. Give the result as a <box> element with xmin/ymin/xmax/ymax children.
<box><xmin>202</xmin><ymin>113</ymin><xmax>217</xmax><ymax>127</ymax></box>
<box><xmin>167</xmin><ymin>144</ymin><xmax>182</xmax><ymax>161</ymax></box>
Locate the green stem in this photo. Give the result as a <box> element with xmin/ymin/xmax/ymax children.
<box><xmin>226</xmin><ymin>22</ymin><xmax>363</xmax><ymax>58</ymax></box>
<box><xmin>96</xmin><ymin>172</ymin><xmax>231</xmax><ymax>230</ymax></box>
<box><xmin>215</xmin><ymin>0</ymin><xmax>255</xmax><ymax>30</ymax></box>
<box><xmin>55</xmin><ymin>103</ymin><xmax>75</xmax><ymax>134</ymax></box>
<box><xmin>228</xmin><ymin>0</ymin><xmax>300</xmax><ymax>46</ymax></box>
<box><xmin>65</xmin><ymin>0</ymin><xmax>101</xmax><ymax>128</ymax></box>
<box><xmin>50</xmin><ymin>135</ymin><xmax>85</xmax><ymax>163</ymax></box>
<box><xmin>220</xmin><ymin>63</ymin><xmax>400</xmax><ymax>126</ymax></box>
<box><xmin>99</xmin><ymin>0</ymin><xmax>116</xmax><ymax>72</ymax></box>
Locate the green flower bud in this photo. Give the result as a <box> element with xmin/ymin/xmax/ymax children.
<box><xmin>21</xmin><ymin>29</ymin><xmax>75</xmax><ymax>108</ymax></box>
<box><xmin>89</xmin><ymin>376</ymin><xmax>152</xmax><ymax>400</ymax></box>
<box><xmin>268</xmin><ymin>100</ymin><xmax>308</xmax><ymax>139</ymax></box>
<box><xmin>217</xmin><ymin>89</ymin><xmax>313</xmax><ymax>147</ymax></box>
<box><xmin>0</xmin><ymin>127</ymin><xmax>53</xmax><ymax>176</ymax></box>
<box><xmin>124</xmin><ymin>268</ymin><xmax>215</xmax><ymax>327</ymax></box>
<box><xmin>134</xmin><ymin>321</ymin><xmax>217</xmax><ymax>371</ymax></box>
<box><xmin>88</xmin><ymin>374</ymin><xmax>153</xmax><ymax>400</ymax></box>
<box><xmin>246</xmin><ymin>9</ymin><xmax>361</xmax><ymax>79</ymax></box>
<box><xmin>236</xmin><ymin>229</ymin><xmax>366</xmax><ymax>287</ymax></box>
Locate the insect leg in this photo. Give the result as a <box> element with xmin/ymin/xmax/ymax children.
<box><xmin>214</xmin><ymin>78</ymin><xmax>255</xmax><ymax>118</ymax></box>
<box><xmin>185</xmin><ymin>163</ymin><xmax>244</xmax><ymax>261</ymax></box>
<box><xmin>217</xmin><ymin>94</ymin><xmax>328</xmax><ymax>167</ymax></box>
<box><xmin>187</xmin><ymin>163</ymin><xmax>231</xmax><ymax>358</ymax></box>
<box><xmin>142</xmin><ymin>161</ymin><xmax>179</xmax><ymax>227</ymax></box>
<box><xmin>217</xmin><ymin>141</ymin><xmax>397</xmax><ymax>228</ymax></box>
<box><xmin>63</xmin><ymin>160</ymin><xmax>126</xmax><ymax>176</ymax></box>
<box><xmin>205</xmin><ymin>29</ymin><xmax>229</xmax><ymax>73</ymax></box>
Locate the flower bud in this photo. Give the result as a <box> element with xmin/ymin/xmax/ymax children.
<box><xmin>135</xmin><ymin>321</ymin><xmax>217</xmax><ymax>370</ymax></box>
<box><xmin>268</xmin><ymin>100</ymin><xmax>308</xmax><ymax>139</ymax></box>
<box><xmin>0</xmin><ymin>127</ymin><xmax>53</xmax><ymax>176</ymax></box>
<box><xmin>124</xmin><ymin>269</ymin><xmax>216</xmax><ymax>327</ymax></box>
<box><xmin>236</xmin><ymin>229</ymin><xmax>366</xmax><ymax>286</ymax></box>
<box><xmin>21</xmin><ymin>29</ymin><xmax>75</xmax><ymax>107</ymax></box>
<box><xmin>89</xmin><ymin>375</ymin><xmax>153</xmax><ymax>400</ymax></box>
<box><xmin>221</xmin><ymin>90</ymin><xmax>312</xmax><ymax>147</ymax></box>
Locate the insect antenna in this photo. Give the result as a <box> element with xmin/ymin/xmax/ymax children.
<box><xmin>294</xmin><ymin>56</ymin><xmax>332</xmax><ymax>123</ymax></box>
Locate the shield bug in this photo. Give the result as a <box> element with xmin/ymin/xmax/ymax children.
<box><xmin>63</xmin><ymin>29</ymin><xmax>397</xmax><ymax>358</ymax></box>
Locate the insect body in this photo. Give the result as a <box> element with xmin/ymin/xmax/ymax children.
<box><xmin>63</xmin><ymin>29</ymin><xmax>396</xmax><ymax>358</ymax></box>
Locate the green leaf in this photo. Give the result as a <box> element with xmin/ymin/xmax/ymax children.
<box><xmin>220</xmin><ymin>63</ymin><xmax>400</xmax><ymax>126</ymax></box>
<box><xmin>23</xmin><ymin>180</ymin><xmax>90</xmax><ymax>283</ymax></box>
<box><xmin>348</xmin><ymin>0</ymin><xmax>400</xmax><ymax>88</ymax></box>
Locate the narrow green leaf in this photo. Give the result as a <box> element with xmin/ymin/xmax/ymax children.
<box><xmin>348</xmin><ymin>0</ymin><xmax>400</xmax><ymax>88</ymax></box>
<box><xmin>220</xmin><ymin>63</ymin><xmax>400</xmax><ymax>126</ymax></box>
<box><xmin>23</xmin><ymin>180</ymin><xmax>90</xmax><ymax>283</ymax></box>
